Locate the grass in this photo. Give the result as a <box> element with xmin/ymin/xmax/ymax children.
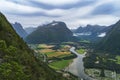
<box><xmin>62</xmin><ymin>42</ymin><xmax>76</xmax><ymax>46</ymax></box>
<box><xmin>43</xmin><ymin>51</ymin><xmax>71</xmax><ymax>58</ymax></box>
<box><xmin>49</xmin><ymin>59</ymin><xmax>72</xmax><ymax>70</ymax></box>
<box><xmin>60</xmin><ymin>45</ymin><xmax>65</xmax><ymax>48</ymax></box>
<box><xmin>57</xmin><ymin>54</ymin><xmax>73</xmax><ymax>58</ymax></box>
<box><xmin>31</xmin><ymin>43</ymin><xmax>75</xmax><ymax>70</ymax></box>
<box><xmin>115</xmin><ymin>55</ymin><xmax>120</xmax><ymax>64</ymax></box>
<box><xmin>38</xmin><ymin>45</ymin><xmax>71</xmax><ymax>58</ymax></box>
<box><xmin>79</xmin><ymin>40</ymin><xmax>90</xmax><ymax>43</ymax></box>
<box><xmin>76</xmin><ymin>48</ymin><xmax>86</xmax><ymax>54</ymax></box>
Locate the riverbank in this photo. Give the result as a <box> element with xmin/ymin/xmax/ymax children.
<box><xmin>65</xmin><ymin>47</ymin><xmax>95</xmax><ymax>80</ymax></box>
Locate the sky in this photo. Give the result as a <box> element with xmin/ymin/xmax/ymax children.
<box><xmin>0</xmin><ymin>0</ymin><xmax>120</xmax><ymax>29</ymax></box>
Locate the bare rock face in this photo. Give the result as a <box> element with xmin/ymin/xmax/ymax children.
<box><xmin>12</xmin><ymin>22</ymin><xmax>27</xmax><ymax>38</ymax></box>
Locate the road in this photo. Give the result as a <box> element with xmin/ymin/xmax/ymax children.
<box><xmin>66</xmin><ymin>47</ymin><xmax>95</xmax><ymax>80</ymax></box>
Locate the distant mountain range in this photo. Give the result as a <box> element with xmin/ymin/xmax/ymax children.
<box><xmin>73</xmin><ymin>24</ymin><xmax>113</xmax><ymax>42</ymax></box>
<box><xmin>25</xmin><ymin>27</ymin><xmax>36</xmax><ymax>34</ymax></box>
<box><xmin>12</xmin><ymin>22</ymin><xmax>27</xmax><ymax>38</ymax></box>
<box><xmin>74</xmin><ymin>24</ymin><xmax>106</xmax><ymax>33</ymax></box>
<box><xmin>25</xmin><ymin>21</ymin><xmax>76</xmax><ymax>43</ymax></box>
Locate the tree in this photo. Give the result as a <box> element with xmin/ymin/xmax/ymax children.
<box><xmin>0</xmin><ymin>61</ymin><xmax>29</xmax><ymax>80</ymax></box>
<box><xmin>0</xmin><ymin>40</ymin><xmax>7</xmax><ymax>49</ymax></box>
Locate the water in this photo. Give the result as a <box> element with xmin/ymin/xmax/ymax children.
<box><xmin>66</xmin><ymin>47</ymin><xmax>95</xmax><ymax>80</ymax></box>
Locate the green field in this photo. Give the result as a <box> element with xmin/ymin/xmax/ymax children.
<box><xmin>29</xmin><ymin>43</ymin><xmax>75</xmax><ymax>71</ymax></box>
<box><xmin>49</xmin><ymin>59</ymin><xmax>72</xmax><ymax>70</ymax></box>
<box><xmin>79</xmin><ymin>40</ymin><xmax>90</xmax><ymax>43</ymax></box>
<box><xmin>76</xmin><ymin>48</ymin><xmax>85</xmax><ymax>54</ymax></box>
<box><xmin>115</xmin><ymin>55</ymin><xmax>120</xmax><ymax>64</ymax></box>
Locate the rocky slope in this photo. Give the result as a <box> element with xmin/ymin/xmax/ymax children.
<box><xmin>12</xmin><ymin>22</ymin><xmax>27</xmax><ymax>38</ymax></box>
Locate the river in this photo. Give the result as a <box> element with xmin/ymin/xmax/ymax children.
<box><xmin>66</xmin><ymin>47</ymin><xmax>95</xmax><ymax>80</ymax></box>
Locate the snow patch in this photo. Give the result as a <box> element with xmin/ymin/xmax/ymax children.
<box><xmin>98</xmin><ymin>32</ymin><xmax>106</xmax><ymax>37</ymax></box>
<box><xmin>51</xmin><ymin>23</ymin><xmax>58</xmax><ymax>26</ymax></box>
<box><xmin>73</xmin><ymin>32</ymin><xmax>91</xmax><ymax>36</ymax></box>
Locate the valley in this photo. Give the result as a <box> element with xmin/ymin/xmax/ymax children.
<box><xmin>27</xmin><ymin>42</ymin><xmax>100</xmax><ymax>79</ymax></box>
<box><xmin>0</xmin><ymin>1</ymin><xmax>120</xmax><ymax>79</ymax></box>
<box><xmin>29</xmin><ymin>43</ymin><xmax>76</xmax><ymax>70</ymax></box>
<box><xmin>29</xmin><ymin>41</ymin><xmax>120</xmax><ymax>80</ymax></box>
<box><xmin>28</xmin><ymin>42</ymin><xmax>89</xmax><ymax>79</ymax></box>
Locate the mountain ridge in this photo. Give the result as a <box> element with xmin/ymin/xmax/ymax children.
<box><xmin>12</xmin><ymin>22</ymin><xmax>27</xmax><ymax>38</ymax></box>
<box><xmin>96</xmin><ymin>20</ymin><xmax>120</xmax><ymax>54</ymax></box>
<box><xmin>25</xmin><ymin>21</ymin><xmax>76</xmax><ymax>43</ymax></box>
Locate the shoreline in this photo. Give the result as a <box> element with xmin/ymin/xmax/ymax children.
<box><xmin>65</xmin><ymin>47</ymin><xmax>95</xmax><ymax>80</ymax></box>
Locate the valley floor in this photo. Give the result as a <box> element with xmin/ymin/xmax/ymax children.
<box><xmin>28</xmin><ymin>42</ymin><xmax>78</xmax><ymax>79</ymax></box>
<box><xmin>85</xmin><ymin>68</ymin><xmax>120</xmax><ymax>80</ymax></box>
<box><xmin>28</xmin><ymin>41</ymin><xmax>120</xmax><ymax>80</ymax></box>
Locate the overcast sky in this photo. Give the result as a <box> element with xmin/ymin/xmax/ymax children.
<box><xmin>0</xmin><ymin>0</ymin><xmax>120</xmax><ymax>29</ymax></box>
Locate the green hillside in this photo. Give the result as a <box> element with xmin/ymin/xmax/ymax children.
<box><xmin>0</xmin><ymin>12</ymin><xmax>66</xmax><ymax>80</ymax></box>
<box><xmin>84</xmin><ymin>20</ymin><xmax>120</xmax><ymax>72</ymax></box>
<box><xmin>96</xmin><ymin>20</ymin><xmax>120</xmax><ymax>54</ymax></box>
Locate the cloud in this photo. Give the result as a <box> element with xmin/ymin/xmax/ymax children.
<box><xmin>0</xmin><ymin>0</ymin><xmax>69</xmax><ymax>17</ymax></box>
<box><xmin>91</xmin><ymin>3</ymin><xmax>115</xmax><ymax>15</ymax></box>
<box><xmin>0</xmin><ymin>0</ymin><xmax>96</xmax><ymax>17</ymax></box>
<box><xmin>0</xmin><ymin>0</ymin><xmax>40</xmax><ymax>14</ymax></box>
<box><xmin>6</xmin><ymin>0</ymin><xmax>97</xmax><ymax>10</ymax></box>
<box><xmin>33</xmin><ymin>0</ymin><xmax>80</xmax><ymax>6</ymax></box>
<box><xmin>0</xmin><ymin>0</ymin><xmax>120</xmax><ymax>29</ymax></box>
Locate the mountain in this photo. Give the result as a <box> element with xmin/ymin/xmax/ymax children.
<box><xmin>96</xmin><ymin>20</ymin><xmax>120</xmax><ymax>54</ymax></box>
<box><xmin>0</xmin><ymin>13</ymin><xmax>66</xmax><ymax>80</ymax></box>
<box><xmin>74</xmin><ymin>24</ymin><xmax>106</xmax><ymax>33</ymax></box>
<box><xmin>12</xmin><ymin>22</ymin><xmax>27</xmax><ymax>38</ymax></box>
<box><xmin>73</xmin><ymin>25</ymin><xmax>110</xmax><ymax>41</ymax></box>
<box><xmin>25</xmin><ymin>27</ymin><xmax>36</xmax><ymax>34</ymax></box>
<box><xmin>25</xmin><ymin>21</ymin><xmax>76</xmax><ymax>44</ymax></box>
<box><xmin>84</xmin><ymin>20</ymin><xmax>120</xmax><ymax>72</ymax></box>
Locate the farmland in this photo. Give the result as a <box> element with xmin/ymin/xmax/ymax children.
<box><xmin>29</xmin><ymin>43</ymin><xmax>76</xmax><ymax>70</ymax></box>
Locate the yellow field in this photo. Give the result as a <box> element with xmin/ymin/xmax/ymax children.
<box><xmin>39</xmin><ymin>49</ymin><xmax>55</xmax><ymax>53</ymax></box>
<box><xmin>32</xmin><ymin>43</ymin><xmax>75</xmax><ymax>71</ymax></box>
<box><xmin>39</xmin><ymin>49</ymin><xmax>71</xmax><ymax>58</ymax></box>
<box><xmin>37</xmin><ymin>44</ymin><xmax>71</xmax><ymax>58</ymax></box>
<box><xmin>38</xmin><ymin>44</ymin><xmax>54</xmax><ymax>49</ymax></box>
<box><xmin>47</xmin><ymin>51</ymin><xmax>71</xmax><ymax>58</ymax></box>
